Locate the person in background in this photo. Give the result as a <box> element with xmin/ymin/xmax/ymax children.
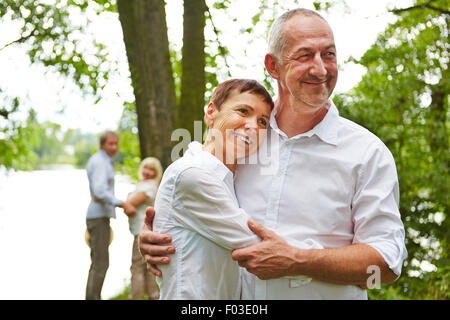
<box><xmin>85</xmin><ymin>130</ymin><xmax>136</xmax><ymax>300</ymax></box>
<box><xmin>123</xmin><ymin>157</ymin><xmax>162</xmax><ymax>300</ymax></box>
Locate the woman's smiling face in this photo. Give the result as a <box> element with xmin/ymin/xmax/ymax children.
<box><xmin>205</xmin><ymin>90</ymin><xmax>272</xmax><ymax>164</ymax></box>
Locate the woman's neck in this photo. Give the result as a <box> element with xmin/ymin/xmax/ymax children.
<box><xmin>202</xmin><ymin>139</ymin><xmax>236</xmax><ymax>174</ymax></box>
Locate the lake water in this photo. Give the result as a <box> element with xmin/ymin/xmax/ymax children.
<box><xmin>0</xmin><ymin>166</ymin><xmax>136</xmax><ymax>300</ymax></box>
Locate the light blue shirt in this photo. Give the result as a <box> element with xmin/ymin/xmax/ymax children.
<box><xmin>86</xmin><ymin>149</ymin><xmax>122</xmax><ymax>219</ymax></box>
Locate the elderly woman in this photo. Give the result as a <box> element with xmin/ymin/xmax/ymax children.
<box><xmin>153</xmin><ymin>79</ymin><xmax>271</xmax><ymax>299</ymax></box>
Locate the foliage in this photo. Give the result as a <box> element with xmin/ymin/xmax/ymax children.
<box><xmin>116</xmin><ymin>101</ymin><xmax>140</xmax><ymax>181</ymax></box>
<box><xmin>0</xmin><ymin>0</ymin><xmax>115</xmax><ymax>97</ymax></box>
<box><xmin>0</xmin><ymin>0</ymin><xmax>116</xmax><ymax>170</ymax></box>
<box><xmin>65</xmin><ymin>128</ymin><xmax>98</xmax><ymax>168</ymax></box>
<box><xmin>336</xmin><ymin>0</ymin><xmax>449</xmax><ymax>299</ymax></box>
<box><xmin>0</xmin><ymin>103</ymin><xmax>39</xmax><ymax>170</ymax></box>
<box><xmin>108</xmin><ymin>282</ymin><xmax>130</xmax><ymax>300</ymax></box>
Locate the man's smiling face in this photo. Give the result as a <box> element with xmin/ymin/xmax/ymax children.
<box><xmin>276</xmin><ymin>15</ymin><xmax>338</xmax><ymax>109</ymax></box>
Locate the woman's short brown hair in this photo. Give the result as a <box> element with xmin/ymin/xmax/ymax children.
<box><xmin>210</xmin><ymin>79</ymin><xmax>274</xmax><ymax>111</ymax></box>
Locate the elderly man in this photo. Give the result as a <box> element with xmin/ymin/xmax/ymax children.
<box><xmin>85</xmin><ymin>130</ymin><xmax>136</xmax><ymax>300</ymax></box>
<box><xmin>139</xmin><ymin>8</ymin><xmax>407</xmax><ymax>299</ymax></box>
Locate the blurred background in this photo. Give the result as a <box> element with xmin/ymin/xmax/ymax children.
<box><xmin>0</xmin><ymin>0</ymin><xmax>448</xmax><ymax>299</ymax></box>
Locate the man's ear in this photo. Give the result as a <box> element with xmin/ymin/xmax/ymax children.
<box><xmin>204</xmin><ymin>102</ymin><xmax>216</xmax><ymax>128</ymax></box>
<box><xmin>264</xmin><ymin>53</ymin><xmax>280</xmax><ymax>80</ymax></box>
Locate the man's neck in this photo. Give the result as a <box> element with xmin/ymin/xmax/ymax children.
<box><xmin>100</xmin><ymin>148</ymin><xmax>113</xmax><ymax>159</ymax></box>
<box><xmin>275</xmin><ymin>98</ymin><xmax>330</xmax><ymax>138</ymax></box>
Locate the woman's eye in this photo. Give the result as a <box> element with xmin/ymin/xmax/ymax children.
<box><xmin>258</xmin><ymin>118</ymin><xmax>267</xmax><ymax>127</ymax></box>
<box><xmin>238</xmin><ymin>108</ymin><xmax>248</xmax><ymax>114</ymax></box>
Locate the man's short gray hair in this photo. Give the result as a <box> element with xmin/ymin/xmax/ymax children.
<box><xmin>99</xmin><ymin>130</ymin><xmax>119</xmax><ymax>146</ymax></box>
<box><xmin>268</xmin><ymin>8</ymin><xmax>326</xmax><ymax>61</ymax></box>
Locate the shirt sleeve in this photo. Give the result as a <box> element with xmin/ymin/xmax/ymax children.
<box><xmin>351</xmin><ymin>142</ymin><xmax>408</xmax><ymax>277</ymax></box>
<box><xmin>90</xmin><ymin>161</ymin><xmax>122</xmax><ymax>207</ymax></box>
<box><xmin>171</xmin><ymin>167</ymin><xmax>260</xmax><ymax>251</ymax></box>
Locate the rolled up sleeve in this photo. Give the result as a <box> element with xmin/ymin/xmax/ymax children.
<box><xmin>351</xmin><ymin>143</ymin><xmax>408</xmax><ymax>277</ymax></box>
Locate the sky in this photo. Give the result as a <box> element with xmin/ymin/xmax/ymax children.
<box><xmin>0</xmin><ymin>0</ymin><xmax>413</xmax><ymax>134</ymax></box>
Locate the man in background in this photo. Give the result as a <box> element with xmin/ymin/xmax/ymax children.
<box><xmin>85</xmin><ymin>130</ymin><xmax>136</xmax><ymax>300</ymax></box>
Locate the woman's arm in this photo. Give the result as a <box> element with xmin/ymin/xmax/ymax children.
<box><xmin>127</xmin><ymin>191</ymin><xmax>150</xmax><ymax>208</ymax></box>
<box><xmin>171</xmin><ymin>167</ymin><xmax>260</xmax><ymax>250</ymax></box>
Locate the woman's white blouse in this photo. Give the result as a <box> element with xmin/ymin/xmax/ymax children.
<box><xmin>128</xmin><ymin>180</ymin><xmax>158</xmax><ymax>236</ymax></box>
<box><xmin>153</xmin><ymin>141</ymin><xmax>260</xmax><ymax>299</ymax></box>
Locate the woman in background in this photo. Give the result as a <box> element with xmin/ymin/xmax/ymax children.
<box><xmin>124</xmin><ymin>157</ymin><xmax>163</xmax><ymax>300</ymax></box>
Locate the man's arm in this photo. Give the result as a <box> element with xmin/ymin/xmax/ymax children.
<box><xmin>139</xmin><ymin>207</ymin><xmax>175</xmax><ymax>277</ymax></box>
<box><xmin>92</xmin><ymin>194</ymin><xmax>136</xmax><ymax>216</ymax></box>
<box><xmin>231</xmin><ymin>219</ymin><xmax>398</xmax><ymax>286</ymax></box>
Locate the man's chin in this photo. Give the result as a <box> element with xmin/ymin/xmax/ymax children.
<box><xmin>303</xmin><ymin>93</ymin><xmax>330</xmax><ymax>109</ymax></box>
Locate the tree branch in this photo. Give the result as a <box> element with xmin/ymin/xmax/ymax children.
<box><xmin>390</xmin><ymin>1</ymin><xmax>450</xmax><ymax>16</ymax></box>
<box><xmin>0</xmin><ymin>109</ymin><xmax>9</xmax><ymax>119</ymax></box>
<box><xmin>205</xmin><ymin>5</ymin><xmax>232</xmax><ymax>77</ymax></box>
<box><xmin>0</xmin><ymin>27</ymin><xmax>38</xmax><ymax>52</ymax></box>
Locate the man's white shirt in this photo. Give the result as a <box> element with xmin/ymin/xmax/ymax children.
<box><xmin>234</xmin><ymin>101</ymin><xmax>407</xmax><ymax>299</ymax></box>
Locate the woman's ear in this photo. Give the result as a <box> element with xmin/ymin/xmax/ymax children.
<box><xmin>204</xmin><ymin>102</ymin><xmax>216</xmax><ymax>128</ymax></box>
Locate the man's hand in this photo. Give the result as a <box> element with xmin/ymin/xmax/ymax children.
<box><xmin>231</xmin><ymin>219</ymin><xmax>302</xmax><ymax>280</ymax></box>
<box><xmin>121</xmin><ymin>201</ymin><xmax>137</xmax><ymax>217</ymax></box>
<box><xmin>139</xmin><ymin>206</ymin><xmax>176</xmax><ymax>277</ymax></box>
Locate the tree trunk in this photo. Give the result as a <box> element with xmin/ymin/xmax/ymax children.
<box><xmin>178</xmin><ymin>0</ymin><xmax>206</xmax><ymax>141</ymax></box>
<box><xmin>429</xmin><ymin>70</ymin><xmax>449</xmax><ymax>195</ymax></box>
<box><xmin>117</xmin><ymin>0</ymin><xmax>176</xmax><ymax>169</ymax></box>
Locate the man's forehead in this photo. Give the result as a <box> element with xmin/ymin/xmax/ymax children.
<box><xmin>283</xmin><ymin>14</ymin><xmax>333</xmax><ymax>38</ymax></box>
<box><xmin>282</xmin><ymin>15</ymin><xmax>335</xmax><ymax>52</ymax></box>
<box><xmin>105</xmin><ymin>134</ymin><xmax>119</xmax><ymax>142</ymax></box>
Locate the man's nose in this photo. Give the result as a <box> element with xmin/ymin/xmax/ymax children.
<box><xmin>310</xmin><ymin>54</ymin><xmax>327</xmax><ymax>79</ymax></box>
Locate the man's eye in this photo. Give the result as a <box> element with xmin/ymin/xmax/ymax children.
<box><xmin>238</xmin><ymin>108</ymin><xmax>248</xmax><ymax>114</ymax></box>
<box><xmin>297</xmin><ymin>54</ymin><xmax>310</xmax><ymax>60</ymax></box>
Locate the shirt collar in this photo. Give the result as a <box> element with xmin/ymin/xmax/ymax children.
<box><xmin>185</xmin><ymin>141</ymin><xmax>233</xmax><ymax>182</ymax></box>
<box><xmin>269</xmin><ymin>99</ymin><xmax>339</xmax><ymax>146</ymax></box>
<box><xmin>99</xmin><ymin>149</ymin><xmax>114</xmax><ymax>163</ymax></box>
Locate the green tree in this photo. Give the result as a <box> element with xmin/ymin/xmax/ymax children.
<box><xmin>116</xmin><ymin>101</ymin><xmax>140</xmax><ymax>180</ymax></box>
<box><xmin>65</xmin><ymin>129</ymin><xmax>97</xmax><ymax>168</ymax></box>
<box><xmin>335</xmin><ymin>0</ymin><xmax>449</xmax><ymax>299</ymax></box>
<box><xmin>0</xmin><ymin>0</ymin><xmax>113</xmax><ymax>170</ymax></box>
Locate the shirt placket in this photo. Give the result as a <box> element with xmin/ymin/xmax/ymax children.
<box><xmin>254</xmin><ymin>137</ymin><xmax>293</xmax><ymax>299</ymax></box>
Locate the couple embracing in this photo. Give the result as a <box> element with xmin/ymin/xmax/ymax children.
<box><xmin>140</xmin><ymin>8</ymin><xmax>407</xmax><ymax>300</ymax></box>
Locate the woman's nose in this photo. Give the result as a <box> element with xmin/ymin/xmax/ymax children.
<box><xmin>245</xmin><ymin>117</ymin><xmax>259</xmax><ymax>130</ymax></box>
